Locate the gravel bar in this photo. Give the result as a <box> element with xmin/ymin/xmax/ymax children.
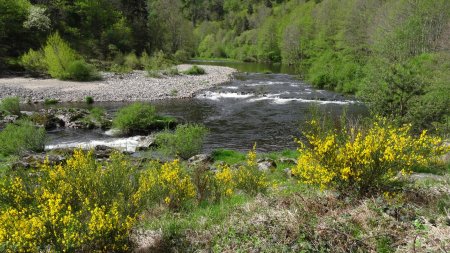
<box><xmin>0</xmin><ymin>65</ymin><xmax>236</xmax><ymax>102</ymax></box>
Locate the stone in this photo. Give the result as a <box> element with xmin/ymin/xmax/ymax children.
<box><xmin>136</xmin><ymin>135</ymin><xmax>157</xmax><ymax>151</ymax></box>
<box><xmin>257</xmin><ymin>159</ymin><xmax>276</xmax><ymax>172</ymax></box>
<box><xmin>284</xmin><ymin>168</ymin><xmax>294</xmax><ymax>177</ymax></box>
<box><xmin>188</xmin><ymin>154</ymin><xmax>212</xmax><ymax>165</ymax></box>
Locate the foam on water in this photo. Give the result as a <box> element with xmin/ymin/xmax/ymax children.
<box><xmin>46</xmin><ymin>136</ymin><xmax>143</xmax><ymax>152</ymax></box>
<box><xmin>196</xmin><ymin>91</ymin><xmax>253</xmax><ymax>100</ymax></box>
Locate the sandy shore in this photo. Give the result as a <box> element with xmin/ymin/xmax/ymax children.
<box><xmin>0</xmin><ymin>65</ymin><xmax>236</xmax><ymax>102</ymax></box>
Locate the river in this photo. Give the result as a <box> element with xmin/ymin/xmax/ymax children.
<box><xmin>35</xmin><ymin>61</ymin><xmax>367</xmax><ymax>153</ymax></box>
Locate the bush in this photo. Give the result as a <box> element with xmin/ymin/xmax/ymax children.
<box><xmin>112</xmin><ymin>102</ymin><xmax>175</xmax><ymax>135</ymax></box>
<box><xmin>0</xmin><ymin>149</ymin><xmax>141</xmax><ymax>252</ymax></box>
<box><xmin>19</xmin><ymin>48</ymin><xmax>46</xmax><ymax>73</ymax></box>
<box><xmin>0</xmin><ymin>96</ymin><xmax>21</xmax><ymax>116</ymax></box>
<box><xmin>233</xmin><ymin>144</ymin><xmax>269</xmax><ymax>196</ymax></box>
<box><xmin>0</xmin><ymin>120</ymin><xmax>46</xmax><ymax>156</ymax></box>
<box><xmin>292</xmin><ymin>116</ymin><xmax>448</xmax><ymax>196</ymax></box>
<box><xmin>85</xmin><ymin>96</ymin><xmax>94</xmax><ymax>104</ymax></box>
<box><xmin>43</xmin><ymin>33</ymin><xmax>79</xmax><ymax>80</ymax></box>
<box><xmin>44</xmin><ymin>98</ymin><xmax>58</xmax><ymax>105</ymax></box>
<box><xmin>124</xmin><ymin>52</ymin><xmax>140</xmax><ymax>70</ymax></box>
<box><xmin>183</xmin><ymin>65</ymin><xmax>206</xmax><ymax>75</ymax></box>
<box><xmin>135</xmin><ymin>159</ymin><xmax>196</xmax><ymax>210</ymax></box>
<box><xmin>174</xmin><ymin>49</ymin><xmax>190</xmax><ymax>63</ymax></box>
<box><xmin>67</xmin><ymin>60</ymin><xmax>100</xmax><ymax>81</ymax></box>
<box><xmin>139</xmin><ymin>51</ymin><xmax>151</xmax><ymax>69</ymax></box>
<box><xmin>155</xmin><ymin>124</ymin><xmax>208</xmax><ymax>159</ymax></box>
<box><xmin>147</xmin><ymin>50</ymin><xmax>173</xmax><ymax>71</ymax></box>
<box><xmin>161</xmin><ymin>67</ymin><xmax>179</xmax><ymax>76</ymax></box>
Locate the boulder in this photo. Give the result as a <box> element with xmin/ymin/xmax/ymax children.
<box><xmin>257</xmin><ymin>158</ymin><xmax>276</xmax><ymax>172</ymax></box>
<box><xmin>188</xmin><ymin>154</ymin><xmax>212</xmax><ymax>165</ymax></box>
<box><xmin>278</xmin><ymin>157</ymin><xmax>297</xmax><ymax>165</ymax></box>
<box><xmin>136</xmin><ymin>135</ymin><xmax>157</xmax><ymax>151</ymax></box>
<box><xmin>12</xmin><ymin>153</ymin><xmax>66</xmax><ymax>170</ymax></box>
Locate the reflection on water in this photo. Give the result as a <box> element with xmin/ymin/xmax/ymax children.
<box><xmin>27</xmin><ymin>62</ymin><xmax>367</xmax><ymax>153</ymax></box>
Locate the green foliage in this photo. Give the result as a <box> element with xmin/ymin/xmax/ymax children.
<box><xmin>19</xmin><ymin>49</ymin><xmax>46</xmax><ymax>73</ymax></box>
<box><xmin>147</xmin><ymin>51</ymin><xmax>173</xmax><ymax>70</ymax></box>
<box><xmin>161</xmin><ymin>67</ymin><xmax>180</xmax><ymax>76</ymax></box>
<box><xmin>0</xmin><ymin>120</ymin><xmax>46</xmax><ymax>156</ymax></box>
<box><xmin>20</xmin><ymin>33</ymin><xmax>100</xmax><ymax>81</ymax></box>
<box><xmin>112</xmin><ymin>102</ymin><xmax>175</xmax><ymax>135</ymax></box>
<box><xmin>67</xmin><ymin>60</ymin><xmax>100</xmax><ymax>81</ymax></box>
<box><xmin>85</xmin><ymin>96</ymin><xmax>94</xmax><ymax>104</ymax></box>
<box><xmin>183</xmin><ymin>65</ymin><xmax>206</xmax><ymax>75</ymax></box>
<box><xmin>44</xmin><ymin>98</ymin><xmax>59</xmax><ymax>105</ymax></box>
<box><xmin>139</xmin><ymin>51</ymin><xmax>151</xmax><ymax>68</ymax></box>
<box><xmin>124</xmin><ymin>52</ymin><xmax>140</xmax><ymax>70</ymax></box>
<box><xmin>360</xmin><ymin>53</ymin><xmax>450</xmax><ymax>131</ymax></box>
<box><xmin>43</xmin><ymin>33</ymin><xmax>79</xmax><ymax>79</ymax></box>
<box><xmin>174</xmin><ymin>49</ymin><xmax>190</xmax><ymax>62</ymax></box>
<box><xmin>0</xmin><ymin>97</ymin><xmax>21</xmax><ymax>116</ymax></box>
<box><xmin>155</xmin><ymin>124</ymin><xmax>208</xmax><ymax>160</ymax></box>
<box><xmin>212</xmin><ymin>149</ymin><xmax>246</xmax><ymax>164</ymax></box>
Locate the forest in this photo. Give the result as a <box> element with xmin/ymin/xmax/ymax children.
<box><xmin>0</xmin><ymin>0</ymin><xmax>450</xmax><ymax>252</ymax></box>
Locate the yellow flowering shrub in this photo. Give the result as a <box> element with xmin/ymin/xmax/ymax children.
<box><xmin>233</xmin><ymin>144</ymin><xmax>269</xmax><ymax>195</ymax></box>
<box><xmin>293</xmin><ymin>117</ymin><xmax>448</xmax><ymax>195</ymax></box>
<box><xmin>0</xmin><ymin>149</ymin><xmax>140</xmax><ymax>252</ymax></box>
<box><xmin>136</xmin><ymin>159</ymin><xmax>196</xmax><ymax>209</ymax></box>
<box><xmin>213</xmin><ymin>163</ymin><xmax>235</xmax><ymax>200</ymax></box>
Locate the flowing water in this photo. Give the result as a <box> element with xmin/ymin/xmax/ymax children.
<box><xmin>29</xmin><ymin>62</ymin><xmax>367</xmax><ymax>153</ymax></box>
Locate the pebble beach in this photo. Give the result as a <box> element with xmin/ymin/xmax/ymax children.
<box><xmin>0</xmin><ymin>65</ymin><xmax>236</xmax><ymax>102</ymax></box>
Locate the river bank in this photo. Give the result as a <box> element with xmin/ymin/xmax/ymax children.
<box><xmin>0</xmin><ymin>65</ymin><xmax>236</xmax><ymax>102</ymax></box>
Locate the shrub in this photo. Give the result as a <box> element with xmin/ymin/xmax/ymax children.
<box><xmin>233</xmin><ymin>144</ymin><xmax>269</xmax><ymax>195</ymax></box>
<box><xmin>44</xmin><ymin>98</ymin><xmax>58</xmax><ymax>105</ymax></box>
<box><xmin>112</xmin><ymin>102</ymin><xmax>175</xmax><ymax>135</ymax></box>
<box><xmin>67</xmin><ymin>60</ymin><xmax>100</xmax><ymax>81</ymax></box>
<box><xmin>161</xmin><ymin>67</ymin><xmax>179</xmax><ymax>76</ymax></box>
<box><xmin>292</xmin><ymin>116</ymin><xmax>448</xmax><ymax>196</ymax></box>
<box><xmin>19</xmin><ymin>48</ymin><xmax>46</xmax><ymax>73</ymax></box>
<box><xmin>0</xmin><ymin>120</ymin><xmax>46</xmax><ymax>156</ymax></box>
<box><xmin>43</xmin><ymin>33</ymin><xmax>79</xmax><ymax>80</ymax></box>
<box><xmin>183</xmin><ymin>65</ymin><xmax>206</xmax><ymax>75</ymax></box>
<box><xmin>124</xmin><ymin>52</ymin><xmax>140</xmax><ymax>70</ymax></box>
<box><xmin>0</xmin><ymin>96</ymin><xmax>21</xmax><ymax>116</ymax></box>
<box><xmin>0</xmin><ymin>149</ymin><xmax>140</xmax><ymax>252</ymax></box>
<box><xmin>139</xmin><ymin>51</ymin><xmax>151</xmax><ymax>69</ymax></box>
<box><xmin>174</xmin><ymin>49</ymin><xmax>190</xmax><ymax>63</ymax></box>
<box><xmin>41</xmin><ymin>33</ymin><xmax>99</xmax><ymax>81</ymax></box>
<box><xmin>155</xmin><ymin>124</ymin><xmax>208</xmax><ymax>159</ymax></box>
<box><xmin>135</xmin><ymin>159</ymin><xmax>196</xmax><ymax>210</ymax></box>
<box><xmin>147</xmin><ymin>50</ymin><xmax>173</xmax><ymax>71</ymax></box>
<box><xmin>85</xmin><ymin>96</ymin><xmax>94</xmax><ymax>104</ymax></box>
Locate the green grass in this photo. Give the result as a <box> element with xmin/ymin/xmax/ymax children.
<box><xmin>212</xmin><ymin>149</ymin><xmax>246</xmax><ymax>164</ymax></box>
<box><xmin>263</xmin><ymin>149</ymin><xmax>299</xmax><ymax>160</ymax></box>
<box><xmin>141</xmin><ymin>194</ymin><xmax>250</xmax><ymax>234</ymax></box>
